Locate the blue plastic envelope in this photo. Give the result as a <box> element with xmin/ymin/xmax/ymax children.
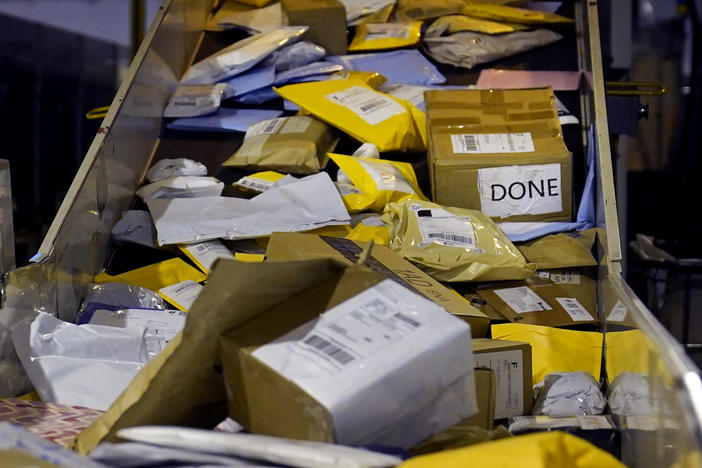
<box><xmin>166</xmin><ymin>108</ymin><xmax>283</xmax><ymax>133</ymax></box>
<box><xmin>221</xmin><ymin>65</ymin><xmax>275</xmax><ymax>97</ymax></box>
<box><xmin>327</xmin><ymin>50</ymin><xmax>446</xmax><ymax>85</ymax></box>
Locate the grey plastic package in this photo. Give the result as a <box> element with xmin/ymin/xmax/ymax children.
<box><xmin>533</xmin><ymin>372</ymin><xmax>606</xmax><ymax>416</ymax></box>
<box><xmin>609</xmin><ymin>372</ymin><xmax>659</xmax><ymax>416</ymax></box>
<box><xmin>111</xmin><ymin>210</ymin><xmax>158</xmax><ymax>248</ymax></box>
<box><xmin>79</xmin><ymin>283</ymin><xmax>166</xmax><ymax>315</ymax></box>
<box><xmin>163</xmin><ymin>84</ymin><xmax>231</xmax><ymax>118</ymax></box>
<box><xmin>424</xmin><ymin>29</ymin><xmax>563</xmax><ymax>69</ymax></box>
<box><xmin>146</xmin><ymin>158</ymin><xmax>207</xmax><ymax>182</ymax></box>
<box><xmin>180</xmin><ymin>27</ymin><xmax>308</xmax><ymax>84</ymax></box>
<box><xmin>261</xmin><ymin>41</ymin><xmax>326</xmax><ymax>71</ymax></box>
<box><xmin>136</xmin><ymin>176</ymin><xmax>225</xmax><ymax>201</ymax></box>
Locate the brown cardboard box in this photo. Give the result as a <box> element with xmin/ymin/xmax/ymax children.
<box><xmin>281</xmin><ymin>0</ymin><xmax>347</xmax><ymax>55</ymax></box>
<box><xmin>463</xmin><ymin>368</ymin><xmax>496</xmax><ymax>429</ymax></box>
<box><xmin>473</xmin><ymin>339</ymin><xmax>533</xmax><ymax>419</ymax></box>
<box><xmin>426</xmin><ymin>88</ymin><xmax>572</xmax><ymax>222</ymax></box>
<box><xmin>219</xmin><ymin>268</ymin><xmax>478</xmax><ymax>447</ymax></box>
<box><xmin>473</xmin><ymin>276</ymin><xmax>599</xmax><ymax>327</ymax></box>
<box><xmin>266</xmin><ymin>232</ymin><xmax>490</xmax><ymax>336</ymax></box>
<box><xmin>535</xmin><ymin>267</ymin><xmax>597</xmax><ymax>317</ymax></box>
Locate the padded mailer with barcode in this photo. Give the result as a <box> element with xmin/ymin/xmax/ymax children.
<box><xmin>220</xmin><ymin>273</ymin><xmax>477</xmax><ymax>448</ymax></box>
<box><xmin>426</xmin><ymin>87</ymin><xmax>572</xmax><ymax>222</ymax></box>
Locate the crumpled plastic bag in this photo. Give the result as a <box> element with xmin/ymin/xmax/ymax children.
<box><xmin>424</xmin><ymin>29</ymin><xmax>562</xmax><ymax>69</ymax></box>
<box><xmin>330</xmin><ymin>153</ymin><xmax>427</xmax><ymax>212</ymax></box>
<box><xmin>608</xmin><ymin>372</ymin><xmax>658</xmax><ymax>416</ymax></box>
<box><xmin>533</xmin><ymin>372</ymin><xmax>606</xmax><ymax>417</ymax></box>
<box><xmin>384</xmin><ymin>199</ymin><xmax>535</xmax><ymax>282</ymax></box>
<box><xmin>146</xmin><ymin>158</ymin><xmax>207</xmax><ymax>182</ymax></box>
<box><xmin>181</xmin><ymin>26</ymin><xmax>308</xmax><ymax>84</ymax></box>
<box><xmin>261</xmin><ymin>41</ymin><xmax>326</xmax><ymax>71</ymax></box>
<box><xmin>78</xmin><ymin>283</ymin><xmax>166</xmax><ymax>320</ymax></box>
<box><xmin>398</xmin><ymin>431</ymin><xmax>626</xmax><ymax>468</ymax></box>
<box><xmin>136</xmin><ymin>176</ymin><xmax>224</xmax><ymax>201</ymax></box>
<box><xmin>111</xmin><ymin>210</ymin><xmax>158</xmax><ymax>248</ymax></box>
<box><xmin>275</xmin><ymin>79</ymin><xmax>425</xmax><ymax>152</ymax></box>
<box><xmin>163</xmin><ymin>83</ymin><xmax>231</xmax><ymax>118</ymax></box>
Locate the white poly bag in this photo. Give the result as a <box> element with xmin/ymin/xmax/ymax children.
<box><xmin>11</xmin><ymin>313</ymin><xmax>152</xmax><ymax>411</ymax></box>
<box><xmin>163</xmin><ymin>83</ymin><xmax>231</xmax><ymax>118</ymax></box>
<box><xmin>147</xmin><ymin>172</ymin><xmax>350</xmax><ymax>245</ymax></box>
<box><xmin>533</xmin><ymin>372</ymin><xmax>606</xmax><ymax>417</ymax></box>
<box><xmin>146</xmin><ymin>158</ymin><xmax>207</xmax><ymax>182</ymax></box>
<box><xmin>117</xmin><ymin>426</ymin><xmax>402</xmax><ymax>468</ymax></box>
<box><xmin>136</xmin><ymin>176</ymin><xmax>224</xmax><ymax>201</ymax></box>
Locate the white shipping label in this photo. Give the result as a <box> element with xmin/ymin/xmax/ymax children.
<box><xmin>494</xmin><ymin>286</ymin><xmax>552</xmax><ymax>314</ymax></box>
<box><xmin>235</xmin><ymin>176</ymin><xmax>275</xmax><ymax>192</ymax></box>
<box><xmin>183</xmin><ymin>240</ymin><xmax>235</xmax><ymax>273</ymax></box>
<box><xmin>577</xmin><ymin>415</ymin><xmax>614</xmax><ymax>430</ymax></box>
<box><xmin>357</xmin><ymin>160</ymin><xmax>415</xmax><ymax>194</ymax></box>
<box><xmin>555</xmin><ymin>297</ymin><xmax>594</xmax><ymax>321</ymax></box>
<box><xmin>380</xmin><ymin>83</ymin><xmax>429</xmax><ymax>108</ymax></box>
<box><xmin>451</xmin><ymin>133</ymin><xmax>535</xmax><ymax>154</ymax></box>
<box><xmin>159</xmin><ymin>280</ymin><xmax>204</xmax><ymax>311</ymax></box>
<box><xmin>411</xmin><ymin>204</ymin><xmax>476</xmax><ymax>249</ymax></box>
<box><xmin>365</xmin><ymin>23</ymin><xmax>412</xmax><ymax>40</ymax></box>
<box><xmin>474</xmin><ymin>349</ymin><xmax>524</xmax><ymax>418</ymax></box>
<box><xmin>607</xmin><ymin>300</ymin><xmax>628</xmax><ymax>322</ymax></box>
<box><xmin>89</xmin><ymin>308</ymin><xmax>186</xmax><ymax>343</ymax></box>
<box><xmin>550</xmin><ymin>270</ymin><xmax>581</xmax><ymax>285</ymax></box>
<box><xmin>325</xmin><ymin>86</ymin><xmax>406</xmax><ymax>125</ymax></box>
<box><xmin>279</xmin><ymin>116</ymin><xmax>313</xmax><ymax>134</ymax></box>
<box><xmin>244</xmin><ymin>117</ymin><xmax>287</xmax><ymax>139</ymax></box>
<box><xmin>478</xmin><ymin>163</ymin><xmax>563</xmax><ymax>218</ymax></box>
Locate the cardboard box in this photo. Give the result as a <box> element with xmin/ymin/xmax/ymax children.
<box><xmin>463</xmin><ymin>368</ymin><xmax>496</xmax><ymax>429</ymax></box>
<box><xmin>473</xmin><ymin>276</ymin><xmax>599</xmax><ymax>327</ymax></box>
<box><xmin>473</xmin><ymin>339</ymin><xmax>533</xmax><ymax>419</ymax></box>
<box><xmin>266</xmin><ymin>232</ymin><xmax>490</xmax><ymax>336</ymax></box>
<box><xmin>426</xmin><ymin>88</ymin><xmax>572</xmax><ymax>222</ymax></box>
<box><xmin>220</xmin><ymin>275</ymin><xmax>477</xmax><ymax>447</ymax></box>
<box><xmin>281</xmin><ymin>0</ymin><xmax>347</xmax><ymax>55</ymax></box>
<box><xmin>535</xmin><ymin>267</ymin><xmax>597</xmax><ymax>317</ymax></box>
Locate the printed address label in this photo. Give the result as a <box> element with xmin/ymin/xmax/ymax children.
<box><xmin>451</xmin><ymin>132</ymin><xmax>535</xmax><ymax>154</ymax></box>
<box><xmin>326</xmin><ymin>85</ymin><xmax>406</xmax><ymax>125</ymax></box>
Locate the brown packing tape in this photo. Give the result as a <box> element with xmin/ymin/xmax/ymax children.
<box><xmin>74</xmin><ymin>258</ymin><xmax>355</xmax><ymax>453</ymax></box>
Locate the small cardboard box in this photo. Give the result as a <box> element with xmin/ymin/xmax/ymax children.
<box><xmin>426</xmin><ymin>88</ymin><xmax>572</xmax><ymax>222</ymax></box>
<box><xmin>281</xmin><ymin>0</ymin><xmax>347</xmax><ymax>55</ymax></box>
<box><xmin>535</xmin><ymin>267</ymin><xmax>597</xmax><ymax>317</ymax></box>
<box><xmin>473</xmin><ymin>339</ymin><xmax>533</xmax><ymax>419</ymax></box>
<box><xmin>463</xmin><ymin>368</ymin><xmax>496</xmax><ymax>429</ymax></box>
<box><xmin>473</xmin><ymin>276</ymin><xmax>599</xmax><ymax>327</ymax></box>
<box><xmin>266</xmin><ymin>232</ymin><xmax>490</xmax><ymax>337</ymax></box>
<box><xmin>220</xmin><ymin>275</ymin><xmax>477</xmax><ymax>447</ymax></box>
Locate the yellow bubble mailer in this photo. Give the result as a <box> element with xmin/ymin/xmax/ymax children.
<box><xmin>349</xmin><ymin>22</ymin><xmax>423</xmax><ymax>51</ymax></box>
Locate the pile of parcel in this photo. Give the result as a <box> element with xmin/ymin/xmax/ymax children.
<box><xmin>1</xmin><ymin>1</ymin><xmax>646</xmax><ymax>467</ymax></box>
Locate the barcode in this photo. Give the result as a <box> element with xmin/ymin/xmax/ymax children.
<box><xmin>238</xmin><ymin>179</ymin><xmax>270</xmax><ymax>191</ymax></box>
<box><xmin>172</xmin><ymin>283</ymin><xmax>195</xmax><ymax>294</ymax></box>
<box><xmin>394</xmin><ymin>312</ymin><xmax>420</xmax><ymax>328</ymax></box>
<box><xmin>262</xmin><ymin>119</ymin><xmax>282</xmax><ymax>134</ymax></box>
<box><xmin>427</xmin><ymin>232</ymin><xmax>473</xmax><ymax>244</ymax></box>
<box><xmin>195</xmin><ymin>243</ymin><xmax>210</xmax><ymax>253</ymax></box>
<box><xmin>360</xmin><ymin>98</ymin><xmax>389</xmax><ymax>113</ymax></box>
<box><xmin>564</xmin><ymin>302</ymin><xmax>580</xmax><ymax>310</ymax></box>
<box><xmin>304</xmin><ymin>334</ymin><xmax>355</xmax><ymax>365</ymax></box>
<box><xmin>460</xmin><ymin>135</ymin><xmax>478</xmax><ymax>152</ymax></box>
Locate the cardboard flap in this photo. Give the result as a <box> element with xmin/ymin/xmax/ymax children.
<box><xmin>74</xmin><ymin>257</ymin><xmax>351</xmax><ymax>454</ymax></box>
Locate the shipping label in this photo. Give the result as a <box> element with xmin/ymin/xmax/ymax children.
<box><xmin>451</xmin><ymin>133</ymin><xmax>535</xmax><ymax>154</ymax></box>
<box><xmin>474</xmin><ymin>349</ymin><xmax>524</xmax><ymax>418</ymax></box>
<box><xmin>410</xmin><ymin>204</ymin><xmax>477</xmax><ymax>249</ymax></box>
<box><xmin>159</xmin><ymin>280</ymin><xmax>204</xmax><ymax>311</ymax></box>
<box><xmin>555</xmin><ymin>297</ymin><xmax>594</xmax><ymax>321</ymax></box>
<box><xmin>494</xmin><ymin>286</ymin><xmax>552</xmax><ymax>313</ymax></box>
<box><xmin>325</xmin><ymin>85</ymin><xmax>406</xmax><ymax>125</ymax></box>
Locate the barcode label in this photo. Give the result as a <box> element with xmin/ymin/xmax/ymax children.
<box><xmin>427</xmin><ymin>232</ymin><xmax>474</xmax><ymax>245</ymax></box>
<box><xmin>607</xmin><ymin>300</ymin><xmax>628</xmax><ymax>322</ymax></box>
<box><xmin>556</xmin><ymin>297</ymin><xmax>594</xmax><ymax>321</ymax></box>
<box><xmin>235</xmin><ymin>177</ymin><xmax>273</xmax><ymax>192</ymax></box>
<box><xmin>325</xmin><ymin>85</ymin><xmax>405</xmax><ymax>125</ymax></box>
<box><xmin>244</xmin><ymin>117</ymin><xmax>287</xmax><ymax>139</ymax></box>
<box><xmin>451</xmin><ymin>133</ymin><xmax>535</xmax><ymax>154</ymax></box>
<box><xmin>303</xmin><ymin>334</ymin><xmax>355</xmax><ymax>365</ymax></box>
<box><xmin>159</xmin><ymin>280</ymin><xmax>203</xmax><ymax>311</ymax></box>
<box><xmin>182</xmin><ymin>240</ymin><xmax>234</xmax><ymax>273</ymax></box>
<box><xmin>412</xmin><ymin>204</ymin><xmax>477</xmax><ymax>249</ymax></box>
<box><xmin>365</xmin><ymin>23</ymin><xmax>412</xmax><ymax>40</ymax></box>
<box><xmin>494</xmin><ymin>286</ymin><xmax>552</xmax><ymax>314</ymax></box>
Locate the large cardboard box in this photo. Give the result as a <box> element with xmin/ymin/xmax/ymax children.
<box><xmin>473</xmin><ymin>339</ymin><xmax>533</xmax><ymax>419</ymax></box>
<box><xmin>266</xmin><ymin>232</ymin><xmax>490</xmax><ymax>336</ymax></box>
<box><xmin>220</xmin><ymin>276</ymin><xmax>477</xmax><ymax>447</ymax></box>
<box><xmin>473</xmin><ymin>276</ymin><xmax>599</xmax><ymax>327</ymax></box>
<box><xmin>281</xmin><ymin>0</ymin><xmax>347</xmax><ymax>55</ymax></box>
<box><xmin>426</xmin><ymin>88</ymin><xmax>572</xmax><ymax>222</ymax></box>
